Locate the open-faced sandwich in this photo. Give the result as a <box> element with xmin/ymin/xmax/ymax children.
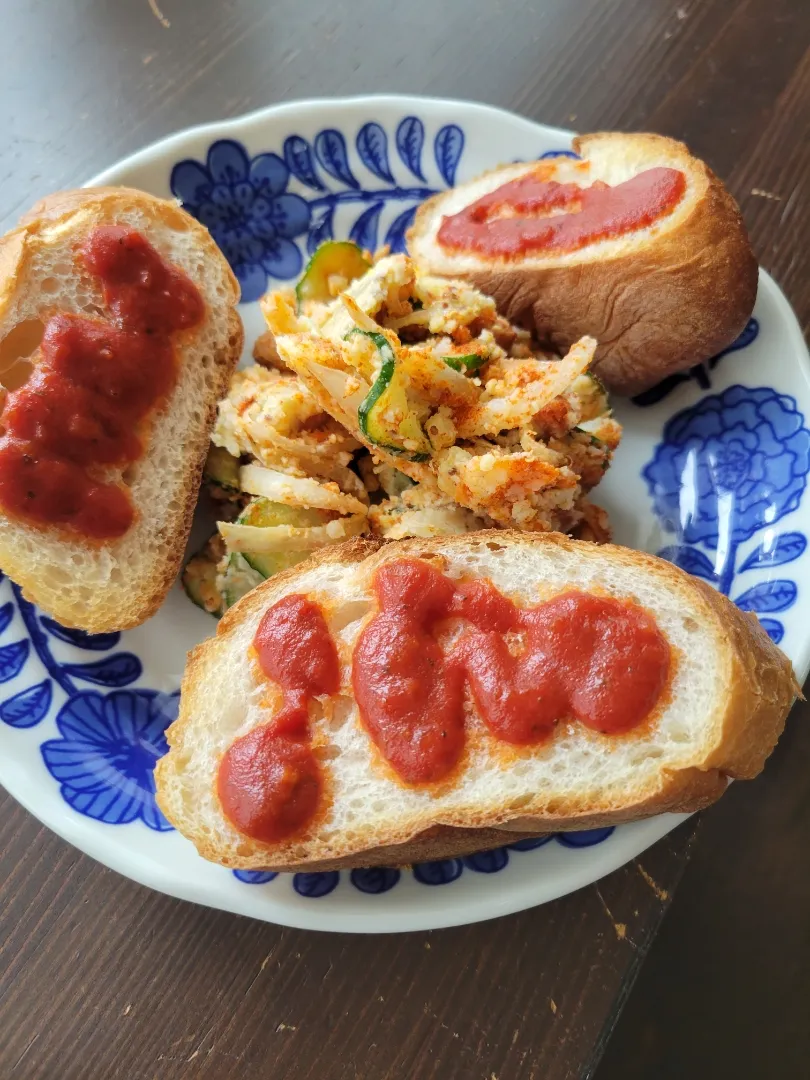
<box><xmin>409</xmin><ymin>132</ymin><xmax>757</xmax><ymax>395</ymax></box>
<box><xmin>157</xmin><ymin>532</ymin><xmax>800</xmax><ymax>871</ymax></box>
<box><xmin>0</xmin><ymin>188</ymin><xmax>243</xmax><ymax>631</ymax></box>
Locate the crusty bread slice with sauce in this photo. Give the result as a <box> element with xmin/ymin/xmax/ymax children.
<box><xmin>156</xmin><ymin>532</ymin><xmax>799</xmax><ymax>872</ymax></box>
<box><xmin>0</xmin><ymin>187</ymin><xmax>243</xmax><ymax>631</ymax></box>
<box><xmin>408</xmin><ymin>132</ymin><xmax>757</xmax><ymax>395</ymax></box>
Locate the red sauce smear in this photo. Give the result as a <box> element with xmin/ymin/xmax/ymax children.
<box><xmin>437</xmin><ymin>167</ymin><xmax>687</xmax><ymax>257</ymax></box>
<box><xmin>218</xmin><ymin>595</ymin><xmax>340</xmax><ymax>844</ymax></box>
<box><xmin>352</xmin><ymin>559</ymin><xmax>671</xmax><ymax>785</ymax></box>
<box><xmin>0</xmin><ymin>226</ymin><xmax>204</xmax><ymax>539</ymax></box>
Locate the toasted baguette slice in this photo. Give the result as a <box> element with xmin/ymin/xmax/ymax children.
<box><xmin>408</xmin><ymin>132</ymin><xmax>757</xmax><ymax>395</ymax></box>
<box><xmin>156</xmin><ymin>532</ymin><xmax>799</xmax><ymax>872</ymax></box>
<box><xmin>0</xmin><ymin>187</ymin><xmax>243</xmax><ymax>631</ymax></box>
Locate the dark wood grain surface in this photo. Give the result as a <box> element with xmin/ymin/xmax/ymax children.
<box><xmin>0</xmin><ymin>2</ymin><xmax>808</xmax><ymax>1078</ymax></box>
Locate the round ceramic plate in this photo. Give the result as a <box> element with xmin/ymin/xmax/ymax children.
<box><xmin>2</xmin><ymin>96</ymin><xmax>809</xmax><ymax>933</ymax></box>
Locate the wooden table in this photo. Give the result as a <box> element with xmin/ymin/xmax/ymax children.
<box><xmin>0</xmin><ymin>2</ymin><xmax>807</xmax><ymax>1078</ymax></box>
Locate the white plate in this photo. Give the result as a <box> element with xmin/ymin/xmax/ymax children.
<box><xmin>2</xmin><ymin>96</ymin><xmax>808</xmax><ymax>933</ymax></box>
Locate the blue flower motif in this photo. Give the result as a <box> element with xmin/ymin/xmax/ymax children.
<box><xmin>644</xmin><ymin>386</ymin><xmax>810</xmax><ymax>550</ymax></box>
<box><xmin>644</xmin><ymin>383</ymin><xmax>810</xmax><ymax>631</ymax></box>
<box><xmin>171</xmin><ymin>139</ymin><xmax>311</xmax><ymax>302</ymax></box>
<box><xmin>40</xmin><ymin>690</ymin><xmax>178</xmax><ymax>830</ymax></box>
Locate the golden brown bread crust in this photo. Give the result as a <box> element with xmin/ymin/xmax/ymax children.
<box><xmin>157</xmin><ymin>531</ymin><xmax>800</xmax><ymax>872</ymax></box>
<box><xmin>265</xmin><ymin>826</ymin><xmax>545</xmax><ymax>873</ymax></box>
<box><xmin>410</xmin><ymin>132</ymin><xmax>758</xmax><ymax>396</ymax></box>
<box><xmin>0</xmin><ymin>187</ymin><xmax>244</xmax><ymax>632</ymax></box>
<box><xmin>690</xmin><ymin>576</ymin><xmax>802</xmax><ymax>776</ymax></box>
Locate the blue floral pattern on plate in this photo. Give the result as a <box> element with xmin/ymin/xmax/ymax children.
<box><xmin>40</xmin><ymin>690</ymin><xmax>176</xmax><ymax>830</ymax></box>
<box><xmin>171</xmin><ymin>117</ymin><xmax>466</xmax><ymax>301</ymax></box>
<box><xmin>171</xmin><ymin>140</ymin><xmax>311</xmax><ymax>302</ymax></box>
<box><xmin>1</xmin><ymin>104</ymin><xmax>808</xmax><ymax>921</ymax></box>
<box><xmin>228</xmin><ymin>829</ymin><xmax>616</xmax><ymax>896</ymax></box>
<box><xmin>644</xmin><ymin>385</ymin><xmax>810</xmax><ymax>643</ymax></box>
<box><xmin>2</xmin><ymin>583</ymin><xmax>143</xmax><ymax>725</ymax></box>
<box><xmin>632</xmin><ymin>318</ymin><xmax>761</xmax><ymax>407</ymax></box>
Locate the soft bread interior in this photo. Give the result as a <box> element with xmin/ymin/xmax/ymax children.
<box><xmin>409</xmin><ymin>132</ymin><xmax>709</xmax><ymax>274</ymax></box>
<box><xmin>0</xmin><ymin>191</ymin><xmax>241</xmax><ymax>629</ymax></box>
<box><xmin>159</xmin><ymin>533</ymin><xmax>739</xmax><ymax>869</ymax></box>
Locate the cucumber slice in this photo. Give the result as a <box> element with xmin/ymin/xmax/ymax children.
<box><xmin>203</xmin><ymin>445</ymin><xmax>241</xmax><ymax>492</ymax></box>
<box><xmin>236</xmin><ymin>498</ymin><xmax>330</xmax><ymax>578</ymax></box>
<box><xmin>182</xmin><ymin>544</ymin><xmax>226</xmax><ymax>617</ymax></box>
<box><xmin>443</xmin><ymin>353</ymin><xmax>487</xmax><ymax>373</ymax></box>
<box><xmin>220</xmin><ymin>553</ymin><xmax>265</xmax><ymax>609</ymax></box>
<box><xmin>349</xmin><ymin>329</ymin><xmax>431</xmax><ymax>461</ymax></box>
<box><xmin>296</xmin><ymin>241</ymin><xmax>371</xmax><ymax>311</ymax></box>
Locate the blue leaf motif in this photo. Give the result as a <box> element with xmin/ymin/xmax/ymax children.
<box><xmin>539</xmin><ymin>149</ymin><xmax>580</xmax><ymax>159</ymax></box>
<box><xmin>283</xmin><ymin>135</ymin><xmax>324</xmax><ymax>191</ymax></box>
<box><xmin>293</xmin><ymin>871</ymin><xmax>340</xmax><ymax>898</ymax></box>
<box><xmin>349</xmin><ymin>202</ymin><xmax>384</xmax><ymax>252</ymax></box>
<box><xmin>413</xmin><ymin>858</ymin><xmax>464</xmax><ymax>886</ymax></box>
<box><xmin>314</xmin><ymin>129</ymin><xmax>358</xmax><ymax>189</ymax></box>
<box><xmin>709</xmin><ymin>317</ymin><xmax>760</xmax><ymax>368</ymax></box>
<box><xmin>40</xmin><ymin>618</ymin><xmax>121</xmax><ymax>652</ymax></box>
<box><xmin>507</xmin><ymin>836</ymin><xmax>554</xmax><ymax>852</ymax></box>
<box><xmin>557</xmin><ymin>827</ymin><xmax>615</xmax><ymax>848</ymax></box>
<box><xmin>740</xmin><ymin>532</ymin><xmax>807</xmax><ymax>572</ymax></box>
<box><xmin>434</xmin><ymin>124</ymin><xmax>464</xmax><ymax>186</ymax></box>
<box><xmin>396</xmin><ymin>116</ymin><xmax>426</xmax><ymax>181</ymax></box>
<box><xmin>0</xmin><ymin>602</ymin><xmax>13</xmax><ymax>637</ymax></box>
<box><xmin>350</xmin><ymin>867</ymin><xmax>401</xmax><ymax>894</ymax></box>
<box><xmin>356</xmin><ymin>122</ymin><xmax>394</xmax><ymax>183</ymax></box>
<box><xmin>307</xmin><ymin>205</ymin><xmax>334</xmax><ymax>254</ymax></box>
<box><xmin>758</xmin><ymin>619</ymin><xmax>785</xmax><ymax>644</ymax></box>
<box><xmin>384</xmin><ymin>205</ymin><xmax>418</xmax><ymax>254</ymax></box>
<box><xmin>233</xmin><ymin>869</ymin><xmax>278</xmax><ymax>884</ymax></box>
<box><xmin>63</xmin><ymin>653</ymin><xmax>143</xmax><ymax>688</ymax></box>
<box><xmin>0</xmin><ymin>641</ymin><xmax>29</xmax><ymax>683</ymax></box>
<box><xmin>463</xmin><ymin>848</ymin><xmax>509</xmax><ymax>873</ymax></box>
<box><xmin>0</xmin><ymin>680</ymin><xmax>52</xmax><ymax>728</ymax></box>
<box><xmin>734</xmin><ymin>580</ymin><xmax>797</xmax><ymax>614</ymax></box>
<box><xmin>657</xmin><ymin>545</ymin><xmax>718</xmax><ymax>583</ymax></box>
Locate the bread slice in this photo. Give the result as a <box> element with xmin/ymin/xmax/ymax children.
<box><xmin>156</xmin><ymin>532</ymin><xmax>799</xmax><ymax>872</ymax></box>
<box><xmin>408</xmin><ymin>132</ymin><xmax>757</xmax><ymax>395</ymax></box>
<box><xmin>0</xmin><ymin>187</ymin><xmax>243</xmax><ymax>631</ymax></box>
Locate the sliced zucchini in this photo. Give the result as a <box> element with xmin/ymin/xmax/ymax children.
<box><xmin>220</xmin><ymin>553</ymin><xmax>265</xmax><ymax>609</ymax></box>
<box><xmin>296</xmin><ymin>241</ymin><xmax>371</xmax><ymax>311</ymax></box>
<box><xmin>182</xmin><ymin>541</ymin><xmax>226</xmax><ymax>617</ymax></box>
<box><xmin>443</xmin><ymin>353</ymin><xmax>487</xmax><ymax>374</ymax></box>
<box><xmin>203</xmin><ymin>445</ymin><xmax>241</xmax><ymax>492</ymax></box>
<box><xmin>236</xmin><ymin>498</ymin><xmax>330</xmax><ymax>578</ymax></box>
<box><xmin>348</xmin><ymin>329</ymin><xmax>431</xmax><ymax>461</ymax></box>
<box><xmin>573</xmin><ymin>425</ymin><xmax>606</xmax><ymax>448</ymax></box>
